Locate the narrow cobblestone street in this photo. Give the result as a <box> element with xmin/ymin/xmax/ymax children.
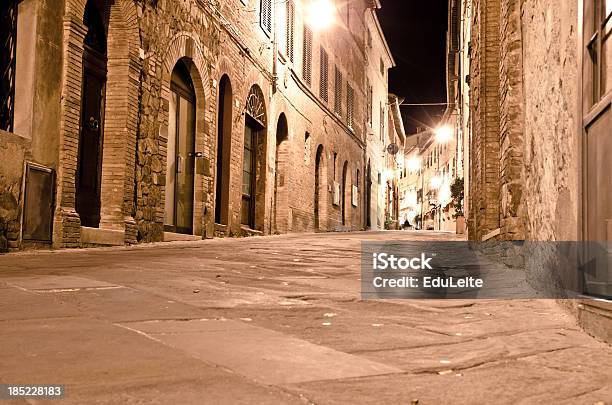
<box><xmin>0</xmin><ymin>231</ymin><xmax>610</xmax><ymax>404</ymax></box>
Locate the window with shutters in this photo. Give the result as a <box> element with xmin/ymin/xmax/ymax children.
<box><xmin>334</xmin><ymin>66</ymin><xmax>342</xmax><ymax>116</ymax></box>
<box><xmin>285</xmin><ymin>0</ymin><xmax>295</xmax><ymax>62</ymax></box>
<box><xmin>0</xmin><ymin>0</ymin><xmax>18</xmax><ymax>132</ymax></box>
<box><xmin>319</xmin><ymin>47</ymin><xmax>329</xmax><ymax>102</ymax></box>
<box><xmin>260</xmin><ymin>0</ymin><xmax>272</xmax><ymax>36</ymax></box>
<box><xmin>347</xmin><ymin>84</ymin><xmax>354</xmax><ymax>129</ymax></box>
<box><xmin>302</xmin><ymin>25</ymin><xmax>313</xmax><ymax>86</ymax></box>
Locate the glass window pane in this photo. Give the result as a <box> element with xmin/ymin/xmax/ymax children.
<box><xmin>242</xmin><ymin>172</ymin><xmax>251</xmax><ymax>195</ymax></box>
<box><xmin>164</xmin><ymin>92</ymin><xmax>177</xmax><ymax>226</ymax></box>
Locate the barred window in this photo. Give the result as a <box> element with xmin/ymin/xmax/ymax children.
<box><xmin>260</xmin><ymin>0</ymin><xmax>272</xmax><ymax>36</ymax></box>
<box><xmin>334</xmin><ymin>66</ymin><xmax>342</xmax><ymax>116</ymax></box>
<box><xmin>319</xmin><ymin>47</ymin><xmax>329</xmax><ymax>102</ymax></box>
<box><xmin>302</xmin><ymin>25</ymin><xmax>313</xmax><ymax>86</ymax></box>
<box><xmin>1</xmin><ymin>0</ymin><xmax>18</xmax><ymax>132</ymax></box>
<box><xmin>347</xmin><ymin>84</ymin><xmax>354</xmax><ymax>129</ymax></box>
<box><xmin>285</xmin><ymin>0</ymin><xmax>295</xmax><ymax>62</ymax></box>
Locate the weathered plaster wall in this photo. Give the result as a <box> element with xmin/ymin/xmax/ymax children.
<box><xmin>521</xmin><ymin>0</ymin><xmax>580</xmax><ymax>242</ymax></box>
<box><xmin>0</xmin><ymin>132</ymin><xmax>30</xmax><ymax>252</ymax></box>
<box><xmin>520</xmin><ymin>0</ymin><xmax>580</xmax><ymax>291</ymax></box>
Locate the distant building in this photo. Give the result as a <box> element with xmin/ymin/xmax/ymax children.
<box><xmin>364</xmin><ymin>3</ymin><xmax>395</xmax><ymax>231</ymax></box>
<box><xmin>383</xmin><ymin>94</ymin><xmax>406</xmax><ymax>229</ymax></box>
<box><xmin>399</xmin><ymin>126</ymin><xmax>460</xmax><ymax>232</ymax></box>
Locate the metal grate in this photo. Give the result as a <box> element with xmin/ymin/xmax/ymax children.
<box><xmin>260</xmin><ymin>0</ymin><xmax>272</xmax><ymax>36</ymax></box>
<box><xmin>302</xmin><ymin>25</ymin><xmax>313</xmax><ymax>86</ymax></box>
<box><xmin>319</xmin><ymin>47</ymin><xmax>329</xmax><ymax>102</ymax></box>
<box><xmin>285</xmin><ymin>0</ymin><xmax>295</xmax><ymax>62</ymax></box>
<box><xmin>347</xmin><ymin>84</ymin><xmax>354</xmax><ymax>129</ymax></box>
<box><xmin>245</xmin><ymin>85</ymin><xmax>267</xmax><ymax>127</ymax></box>
<box><xmin>0</xmin><ymin>0</ymin><xmax>18</xmax><ymax>132</ymax></box>
<box><xmin>23</xmin><ymin>164</ymin><xmax>55</xmax><ymax>242</ymax></box>
<box><xmin>334</xmin><ymin>66</ymin><xmax>342</xmax><ymax>116</ymax></box>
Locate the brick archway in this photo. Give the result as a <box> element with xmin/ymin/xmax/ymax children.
<box><xmin>273</xmin><ymin>113</ymin><xmax>289</xmax><ymax>234</ymax></box>
<box><xmin>55</xmin><ymin>0</ymin><xmax>141</xmax><ymax>247</ymax></box>
<box><xmin>99</xmin><ymin>0</ymin><xmax>141</xmax><ymax>242</ymax></box>
<box><xmin>314</xmin><ymin>144</ymin><xmax>328</xmax><ymax>231</ymax></box>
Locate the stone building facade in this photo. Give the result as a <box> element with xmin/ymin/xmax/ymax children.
<box><xmin>459</xmin><ymin>0</ymin><xmax>612</xmax><ymax>341</ymax></box>
<box><xmin>364</xmin><ymin>6</ymin><xmax>394</xmax><ymax>230</ymax></box>
<box><xmin>0</xmin><ymin>0</ymin><xmax>393</xmax><ymax>251</ymax></box>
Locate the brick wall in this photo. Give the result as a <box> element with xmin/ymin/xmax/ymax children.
<box><xmin>498</xmin><ymin>0</ymin><xmax>525</xmax><ymax>240</ymax></box>
<box><xmin>2</xmin><ymin>0</ymin><xmax>378</xmax><ymax>250</ymax></box>
<box><xmin>469</xmin><ymin>0</ymin><xmax>502</xmax><ymax>241</ymax></box>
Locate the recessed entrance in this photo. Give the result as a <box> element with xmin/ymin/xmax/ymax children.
<box><xmin>273</xmin><ymin>114</ymin><xmax>289</xmax><ymax>234</ymax></box>
<box><xmin>164</xmin><ymin>59</ymin><xmax>196</xmax><ymax>235</ymax></box>
<box><xmin>341</xmin><ymin>161</ymin><xmax>348</xmax><ymax>226</ymax></box>
<box><xmin>215</xmin><ymin>75</ymin><xmax>232</xmax><ymax>225</ymax></box>
<box><xmin>76</xmin><ymin>0</ymin><xmax>107</xmax><ymax>228</ymax></box>
<box><xmin>241</xmin><ymin>85</ymin><xmax>267</xmax><ymax>231</ymax></box>
<box><xmin>314</xmin><ymin>145</ymin><xmax>325</xmax><ymax>231</ymax></box>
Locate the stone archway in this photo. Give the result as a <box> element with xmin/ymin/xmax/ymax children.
<box><xmin>156</xmin><ymin>32</ymin><xmax>213</xmax><ymax>240</ymax></box>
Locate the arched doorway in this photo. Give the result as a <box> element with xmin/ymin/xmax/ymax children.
<box><xmin>241</xmin><ymin>85</ymin><xmax>267</xmax><ymax>230</ymax></box>
<box><xmin>314</xmin><ymin>145</ymin><xmax>325</xmax><ymax>231</ymax></box>
<box><xmin>341</xmin><ymin>161</ymin><xmax>348</xmax><ymax>226</ymax></box>
<box><xmin>164</xmin><ymin>59</ymin><xmax>196</xmax><ymax>234</ymax></box>
<box><xmin>274</xmin><ymin>113</ymin><xmax>289</xmax><ymax>234</ymax></box>
<box><xmin>215</xmin><ymin>75</ymin><xmax>232</xmax><ymax>225</ymax></box>
<box><xmin>76</xmin><ymin>0</ymin><xmax>107</xmax><ymax>228</ymax></box>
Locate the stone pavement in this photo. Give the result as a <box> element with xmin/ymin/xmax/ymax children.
<box><xmin>0</xmin><ymin>231</ymin><xmax>610</xmax><ymax>404</ymax></box>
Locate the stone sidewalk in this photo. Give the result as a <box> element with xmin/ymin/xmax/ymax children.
<box><xmin>0</xmin><ymin>231</ymin><xmax>610</xmax><ymax>404</ymax></box>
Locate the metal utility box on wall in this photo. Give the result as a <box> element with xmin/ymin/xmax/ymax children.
<box><xmin>22</xmin><ymin>163</ymin><xmax>55</xmax><ymax>243</ymax></box>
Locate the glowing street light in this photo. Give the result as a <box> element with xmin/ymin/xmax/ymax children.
<box><xmin>435</xmin><ymin>125</ymin><xmax>453</xmax><ymax>144</ymax></box>
<box><xmin>430</xmin><ymin>175</ymin><xmax>442</xmax><ymax>190</ymax></box>
<box><xmin>307</xmin><ymin>0</ymin><xmax>336</xmax><ymax>31</ymax></box>
<box><xmin>407</xmin><ymin>156</ymin><xmax>421</xmax><ymax>172</ymax></box>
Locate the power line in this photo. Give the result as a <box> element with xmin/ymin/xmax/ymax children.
<box><xmin>399</xmin><ymin>102</ymin><xmax>455</xmax><ymax>106</ymax></box>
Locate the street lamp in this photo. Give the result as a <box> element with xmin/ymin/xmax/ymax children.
<box><xmin>430</xmin><ymin>175</ymin><xmax>442</xmax><ymax>190</ymax></box>
<box><xmin>435</xmin><ymin>125</ymin><xmax>453</xmax><ymax>144</ymax></box>
<box><xmin>307</xmin><ymin>0</ymin><xmax>336</xmax><ymax>31</ymax></box>
<box><xmin>407</xmin><ymin>156</ymin><xmax>421</xmax><ymax>172</ymax></box>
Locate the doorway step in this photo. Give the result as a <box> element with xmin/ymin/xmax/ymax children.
<box><xmin>81</xmin><ymin>227</ymin><xmax>124</xmax><ymax>247</ymax></box>
<box><xmin>239</xmin><ymin>226</ymin><xmax>263</xmax><ymax>237</ymax></box>
<box><xmin>163</xmin><ymin>232</ymin><xmax>201</xmax><ymax>242</ymax></box>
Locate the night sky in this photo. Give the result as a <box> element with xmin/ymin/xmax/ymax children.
<box><xmin>378</xmin><ymin>1</ymin><xmax>449</xmax><ymax>134</ymax></box>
